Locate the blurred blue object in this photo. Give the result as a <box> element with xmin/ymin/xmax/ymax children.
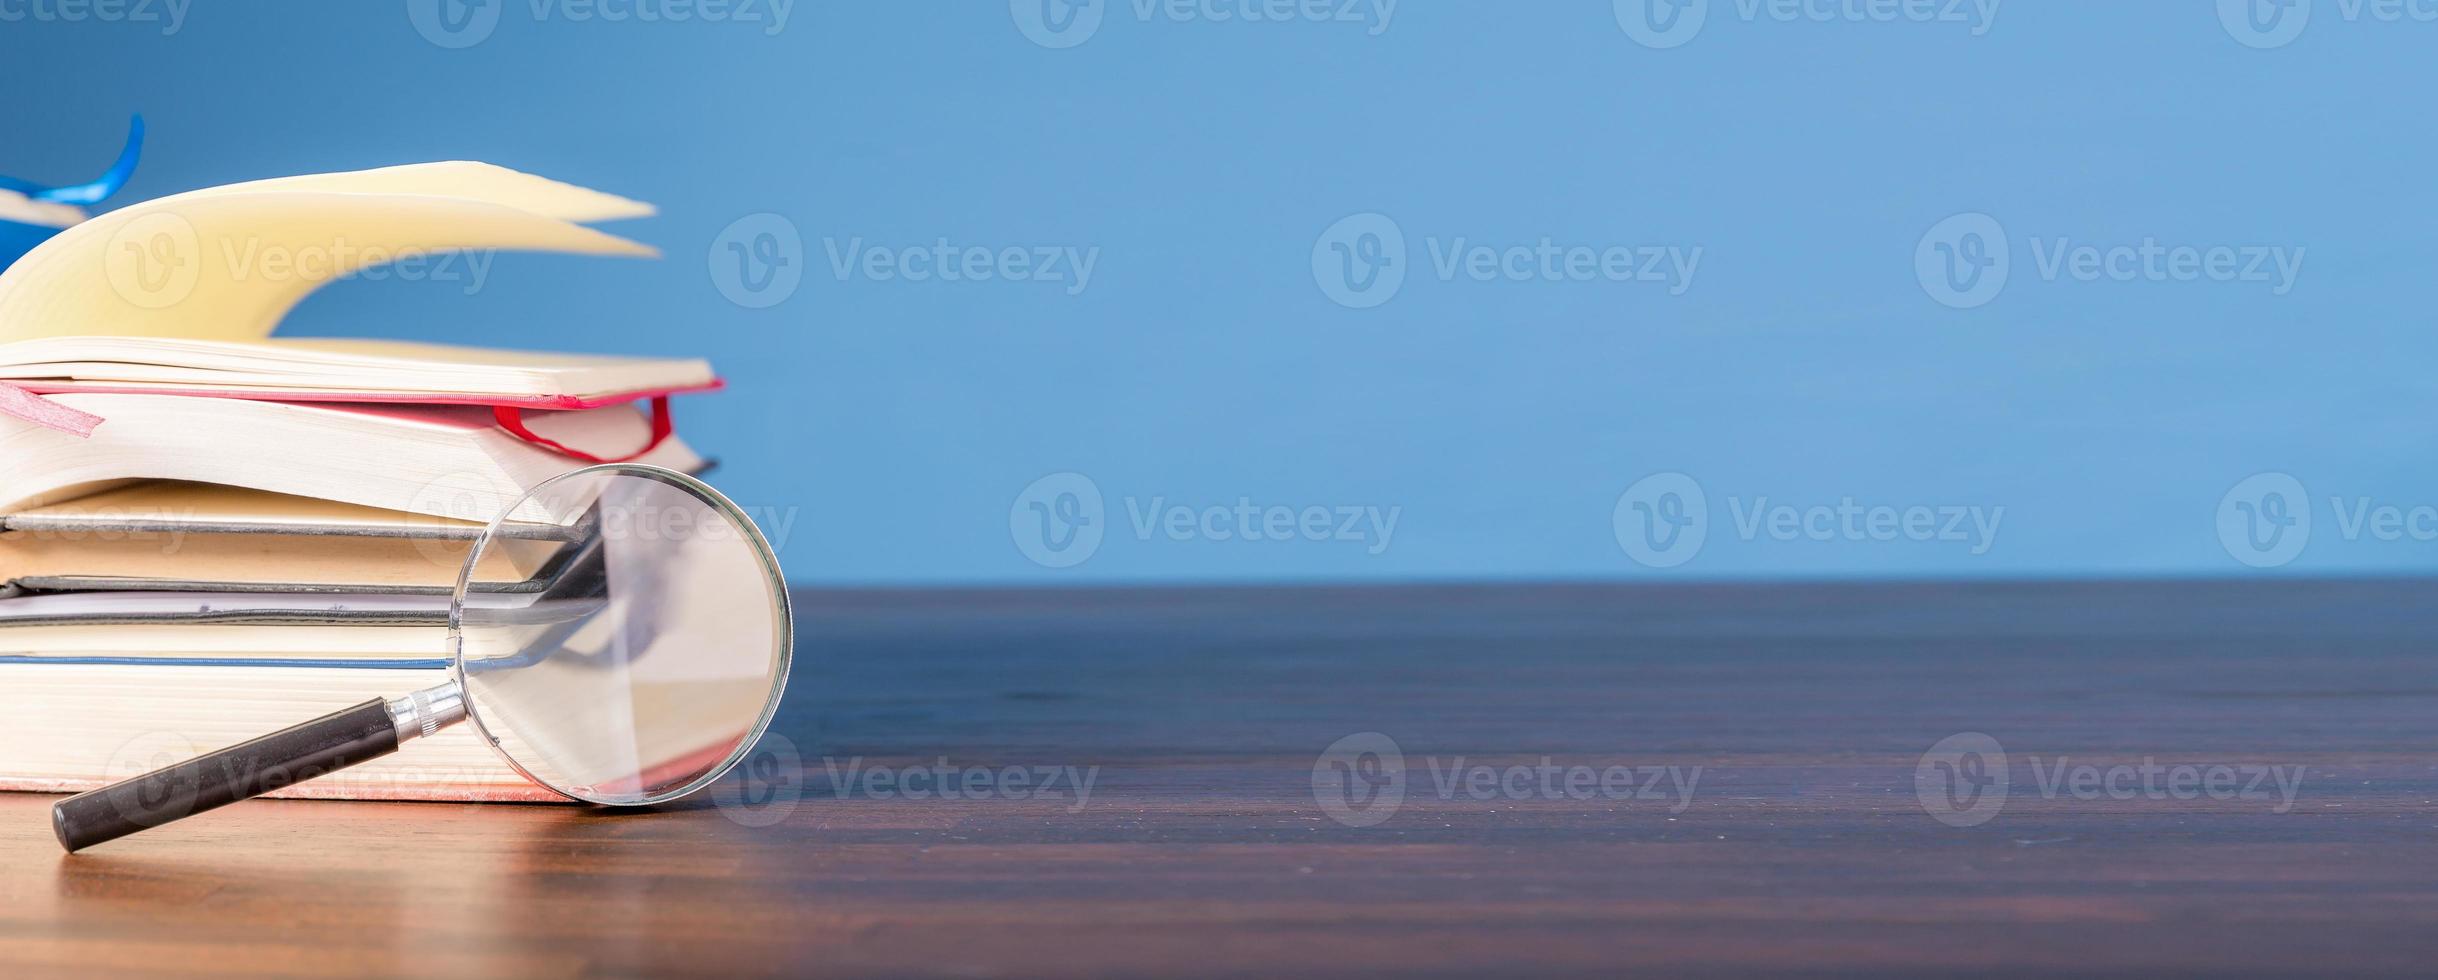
<box><xmin>0</xmin><ymin>115</ymin><xmax>143</xmax><ymax>269</ymax></box>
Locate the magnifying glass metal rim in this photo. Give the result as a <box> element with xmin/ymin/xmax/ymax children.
<box><xmin>450</xmin><ymin>462</ymin><xmax>797</xmax><ymax>806</ymax></box>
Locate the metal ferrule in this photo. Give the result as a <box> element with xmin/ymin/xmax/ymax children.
<box><xmin>385</xmin><ymin>683</ymin><xmax>468</xmax><ymax>744</ymax></box>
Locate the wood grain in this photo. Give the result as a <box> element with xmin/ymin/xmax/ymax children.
<box><xmin>5</xmin><ymin>580</ymin><xmax>2437</xmax><ymax>977</ymax></box>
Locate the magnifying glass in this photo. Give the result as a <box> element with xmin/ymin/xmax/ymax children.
<box><xmin>50</xmin><ymin>464</ymin><xmax>794</xmax><ymax>852</ymax></box>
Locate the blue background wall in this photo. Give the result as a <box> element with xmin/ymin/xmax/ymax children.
<box><xmin>2</xmin><ymin>1</ymin><xmax>2430</xmax><ymax>583</ymax></box>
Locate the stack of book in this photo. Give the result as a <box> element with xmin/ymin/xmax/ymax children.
<box><xmin>0</xmin><ymin>162</ymin><xmax>720</xmax><ymax>801</ymax></box>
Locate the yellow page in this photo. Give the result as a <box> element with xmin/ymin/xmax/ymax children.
<box><xmin>0</xmin><ymin>163</ymin><xmax>658</xmax><ymax>344</ymax></box>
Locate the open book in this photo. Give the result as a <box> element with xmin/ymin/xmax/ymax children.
<box><xmin>0</xmin><ymin>336</ymin><xmax>718</xmax><ymax>407</ymax></box>
<box><xmin>0</xmin><ymin>162</ymin><xmax>717</xmax><ymax>435</ymax></box>
<box><xmin>0</xmin><ymin>393</ymin><xmax>702</xmax><ymax>520</ymax></box>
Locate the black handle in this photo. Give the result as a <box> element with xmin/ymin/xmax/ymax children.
<box><xmin>53</xmin><ymin>698</ymin><xmax>400</xmax><ymax>852</ymax></box>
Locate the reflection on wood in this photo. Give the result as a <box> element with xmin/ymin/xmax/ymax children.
<box><xmin>5</xmin><ymin>581</ymin><xmax>2438</xmax><ymax>976</ymax></box>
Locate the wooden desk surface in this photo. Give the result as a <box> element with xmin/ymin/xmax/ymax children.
<box><xmin>5</xmin><ymin>581</ymin><xmax>2437</xmax><ymax>977</ymax></box>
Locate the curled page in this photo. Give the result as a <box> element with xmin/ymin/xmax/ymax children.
<box><xmin>0</xmin><ymin>163</ymin><xmax>658</xmax><ymax>345</ymax></box>
<box><xmin>163</xmin><ymin>161</ymin><xmax>655</xmax><ymax>224</ymax></box>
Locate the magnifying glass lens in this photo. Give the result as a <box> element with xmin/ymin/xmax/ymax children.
<box><xmin>455</xmin><ymin>466</ymin><xmax>792</xmax><ymax>805</ymax></box>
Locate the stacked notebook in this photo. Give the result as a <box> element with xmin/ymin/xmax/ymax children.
<box><xmin>0</xmin><ymin>161</ymin><xmax>718</xmax><ymax>801</ymax></box>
